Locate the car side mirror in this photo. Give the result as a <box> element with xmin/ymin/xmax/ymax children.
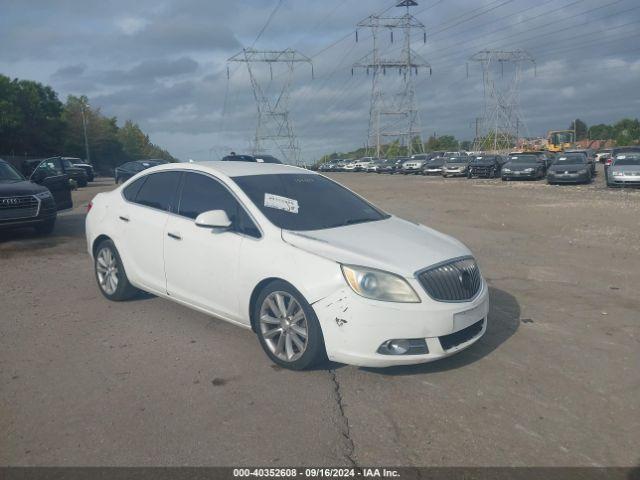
<box><xmin>195</xmin><ymin>210</ymin><xmax>232</xmax><ymax>229</ymax></box>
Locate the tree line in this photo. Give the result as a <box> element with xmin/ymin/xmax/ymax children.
<box><xmin>0</xmin><ymin>75</ymin><xmax>177</xmax><ymax>173</ymax></box>
<box><xmin>572</xmin><ymin>118</ymin><xmax>640</xmax><ymax>146</ymax></box>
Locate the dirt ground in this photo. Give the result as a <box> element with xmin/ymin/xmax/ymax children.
<box><xmin>1</xmin><ymin>168</ymin><xmax>638</xmax><ymax>467</ymax></box>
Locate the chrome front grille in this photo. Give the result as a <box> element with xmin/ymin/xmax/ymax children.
<box><xmin>0</xmin><ymin>195</ymin><xmax>39</xmax><ymax>220</ymax></box>
<box><xmin>417</xmin><ymin>257</ymin><xmax>482</xmax><ymax>302</ymax></box>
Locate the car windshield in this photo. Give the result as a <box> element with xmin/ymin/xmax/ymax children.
<box><xmin>0</xmin><ymin>161</ymin><xmax>25</xmax><ymax>182</ymax></box>
<box><xmin>447</xmin><ymin>157</ymin><xmax>467</xmax><ymax>163</ymax></box>
<box><xmin>68</xmin><ymin>158</ymin><xmax>83</xmax><ymax>164</ymax></box>
<box><xmin>614</xmin><ymin>155</ymin><xmax>640</xmax><ymax>166</ymax></box>
<box><xmin>554</xmin><ymin>155</ymin><xmax>586</xmax><ymax>165</ymax></box>
<box><xmin>233</xmin><ymin>173</ymin><xmax>390</xmax><ymax>231</ymax></box>
<box><xmin>428</xmin><ymin>158</ymin><xmax>444</xmax><ymax>165</ymax></box>
<box><xmin>509</xmin><ymin>155</ymin><xmax>539</xmax><ymax>164</ymax></box>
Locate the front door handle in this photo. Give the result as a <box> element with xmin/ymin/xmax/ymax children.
<box><xmin>167</xmin><ymin>232</ymin><xmax>182</xmax><ymax>241</ymax></box>
<box><xmin>119</xmin><ymin>215</ymin><xmax>130</xmax><ymax>222</ymax></box>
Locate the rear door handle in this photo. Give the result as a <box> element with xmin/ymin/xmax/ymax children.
<box><xmin>167</xmin><ymin>232</ymin><xmax>182</xmax><ymax>241</ymax></box>
<box><xmin>119</xmin><ymin>215</ymin><xmax>130</xmax><ymax>222</ymax></box>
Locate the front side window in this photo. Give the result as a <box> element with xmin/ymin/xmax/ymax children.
<box><xmin>178</xmin><ymin>172</ymin><xmax>260</xmax><ymax>238</ymax></box>
<box><xmin>133</xmin><ymin>171</ymin><xmax>181</xmax><ymax>211</ymax></box>
<box><xmin>233</xmin><ymin>173</ymin><xmax>389</xmax><ymax>231</ymax></box>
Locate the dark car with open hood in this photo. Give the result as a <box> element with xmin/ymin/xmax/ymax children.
<box><xmin>547</xmin><ymin>153</ymin><xmax>593</xmax><ymax>184</ymax></box>
<box><xmin>0</xmin><ymin>158</ymin><xmax>72</xmax><ymax>234</ymax></box>
<box><xmin>467</xmin><ymin>155</ymin><xmax>504</xmax><ymax>178</ymax></box>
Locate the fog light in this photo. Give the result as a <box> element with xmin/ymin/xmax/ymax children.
<box><xmin>377</xmin><ymin>339</ymin><xmax>428</xmax><ymax>355</ymax></box>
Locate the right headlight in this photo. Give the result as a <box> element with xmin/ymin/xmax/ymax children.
<box><xmin>341</xmin><ymin>265</ymin><xmax>420</xmax><ymax>303</ymax></box>
<box><xmin>612</xmin><ymin>171</ymin><xmax>623</xmax><ymax>176</ymax></box>
<box><xmin>502</xmin><ymin>168</ymin><xmax>511</xmax><ymax>173</ymax></box>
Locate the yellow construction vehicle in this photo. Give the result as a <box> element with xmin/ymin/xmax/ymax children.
<box><xmin>546</xmin><ymin>130</ymin><xmax>576</xmax><ymax>152</ymax></box>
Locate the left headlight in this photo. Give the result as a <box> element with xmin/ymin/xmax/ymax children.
<box><xmin>341</xmin><ymin>265</ymin><xmax>421</xmax><ymax>303</ymax></box>
<box><xmin>34</xmin><ymin>191</ymin><xmax>52</xmax><ymax>199</ymax></box>
<box><xmin>524</xmin><ymin>168</ymin><xmax>534</xmax><ymax>173</ymax></box>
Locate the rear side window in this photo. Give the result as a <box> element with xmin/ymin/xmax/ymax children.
<box><xmin>134</xmin><ymin>171</ymin><xmax>181</xmax><ymax>211</ymax></box>
<box><xmin>122</xmin><ymin>176</ymin><xmax>147</xmax><ymax>201</ymax></box>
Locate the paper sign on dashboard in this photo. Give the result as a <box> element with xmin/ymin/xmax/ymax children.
<box><xmin>264</xmin><ymin>193</ymin><xmax>299</xmax><ymax>213</ymax></box>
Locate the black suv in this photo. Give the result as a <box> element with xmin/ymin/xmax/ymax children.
<box><xmin>66</xmin><ymin>157</ymin><xmax>95</xmax><ymax>181</ymax></box>
<box><xmin>467</xmin><ymin>155</ymin><xmax>504</xmax><ymax>178</ymax></box>
<box><xmin>0</xmin><ymin>159</ymin><xmax>72</xmax><ymax>234</ymax></box>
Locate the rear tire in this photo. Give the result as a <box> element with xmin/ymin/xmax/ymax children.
<box><xmin>254</xmin><ymin>280</ymin><xmax>326</xmax><ymax>370</ymax></box>
<box><xmin>94</xmin><ymin>239</ymin><xmax>139</xmax><ymax>301</ymax></box>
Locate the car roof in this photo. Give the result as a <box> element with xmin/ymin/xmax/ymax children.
<box><xmin>149</xmin><ymin>161</ymin><xmax>314</xmax><ymax>178</ymax></box>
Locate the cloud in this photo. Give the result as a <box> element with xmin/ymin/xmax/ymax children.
<box><xmin>1</xmin><ymin>0</ymin><xmax>639</xmax><ymax>162</ymax></box>
<box><xmin>116</xmin><ymin>17</ymin><xmax>148</xmax><ymax>35</ymax></box>
<box><xmin>52</xmin><ymin>64</ymin><xmax>87</xmax><ymax>79</ymax></box>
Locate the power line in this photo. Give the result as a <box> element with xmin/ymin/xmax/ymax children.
<box><xmin>252</xmin><ymin>0</ymin><xmax>284</xmax><ymax>48</ymax></box>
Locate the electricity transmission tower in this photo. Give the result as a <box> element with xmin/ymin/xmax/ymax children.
<box><xmin>228</xmin><ymin>48</ymin><xmax>313</xmax><ymax>165</ymax></box>
<box><xmin>353</xmin><ymin>0</ymin><xmax>430</xmax><ymax>158</ymax></box>
<box><xmin>469</xmin><ymin>49</ymin><xmax>535</xmax><ymax>152</ymax></box>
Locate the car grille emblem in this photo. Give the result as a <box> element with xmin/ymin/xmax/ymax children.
<box><xmin>1</xmin><ymin>198</ymin><xmax>19</xmax><ymax>205</ymax></box>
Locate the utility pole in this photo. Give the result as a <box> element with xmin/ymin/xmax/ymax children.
<box><xmin>80</xmin><ymin>99</ymin><xmax>91</xmax><ymax>164</ymax></box>
<box><xmin>353</xmin><ymin>0</ymin><xmax>430</xmax><ymax>158</ymax></box>
<box><xmin>469</xmin><ymin>50</ymin><xmax>535</xmax><ymax>153</ymax></box>
<box><xmin>228</xmin><ymin>48</ymin><xmax>313</xmax><ymax>165</ymax></box>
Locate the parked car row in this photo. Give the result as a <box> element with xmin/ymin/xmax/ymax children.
<box><xmin>317</xmin><ymin>147</ymin><xmax>640</xmax><ymax>187</ymax></box>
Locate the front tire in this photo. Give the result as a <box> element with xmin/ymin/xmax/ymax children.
<box><xmin>254</xmin><ymin>280</ymin><xmax>326</xmax><ymax>370</ymax></box>
<box><xmin>94</xmin><ymin>239</ymin><xmax>139</xmax><ymax>301</ymax></box>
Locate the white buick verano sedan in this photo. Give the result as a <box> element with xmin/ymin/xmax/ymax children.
<box><xmin>86</xmin><ymin>162</ymin><xmax>489</xmax><ymax>369</ymax></box>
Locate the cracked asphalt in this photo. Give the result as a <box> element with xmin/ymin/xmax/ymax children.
<box><xmin>1</xmin><ymin>168</ymin><xmax>638</xmax><ymax>467</ymax></box>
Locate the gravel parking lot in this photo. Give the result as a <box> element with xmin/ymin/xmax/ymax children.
<box><xmin>1</xmin><ymin>169</ymin><xmax>639</xmax><ymax>467</ymax></box>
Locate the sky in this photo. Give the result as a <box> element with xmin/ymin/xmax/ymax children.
<box><xmin>1</xmin><ymin>0</ymin><xmax>639</xmax><ymax>163</ymax></box>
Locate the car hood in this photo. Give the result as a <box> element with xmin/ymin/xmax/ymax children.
<box><xmin>282</xmin><ymin>216</ymin><xmax>471</xmax><ymax>277</ymax></box>
<box><xmin>548</xmin><ymin>164</ymin><xmax>586</xmax><ymax>172</ymax></box>
<box><xmin>611</xmin><ymin>165</ymin><xmax>640</xmax><ymax>173</ymax></box>
<box><xmin>504</xmin><ymin>162</ymin><xmax>538</xmax><ymax>169</ymax></box>
<box><xmin>0</xmin><ymin>180</ymin><xmax>48</xmax><ymax>196</ymax></box>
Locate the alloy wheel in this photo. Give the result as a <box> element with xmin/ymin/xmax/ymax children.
<box><xmin>259</xmin><ymin>291</ymin><xmax>308</xmax><ymax>362</ymax></box>
<box><xmin>96</xmin><ymin>247</ymin><xmax>119</xmax><ymax>295</ymax></box>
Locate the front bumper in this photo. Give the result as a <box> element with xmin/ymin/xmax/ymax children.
<box><xmin>548</xmin><ymin>171</ymin><xmax>590</xmax><ymax>183</ymax></box>
<box><xmin>401</xmin><ymin>167</ymin><xmax>422</xmax><ymax>174</ymax></box>
<box><xmin>502</xmin><ymin>171</ymin><xmax>538</xmax><ymax>179</ymax></box>
<box><xmin>0</xmin><ymin>197</ymin><xmax>57</xmax><ymax>231</ymax></box>
<box><xmin>312</xmin><ymin>280</ymin><xmax>489</xmax><ymax>367</ymax></box>
<box><xmin>609</xmin><ymin>174</ymin><xmax>640</xmax><ymax>186</ymax></box>
<box><xmin>469</xmin><ymin>167</ymin><xmax>497</xmax><ymax>177</ymax></box>
<box><xmin>443</xmin><ymin>169</ymin><xmax>467</xmax><ymax>176</ymax></box>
